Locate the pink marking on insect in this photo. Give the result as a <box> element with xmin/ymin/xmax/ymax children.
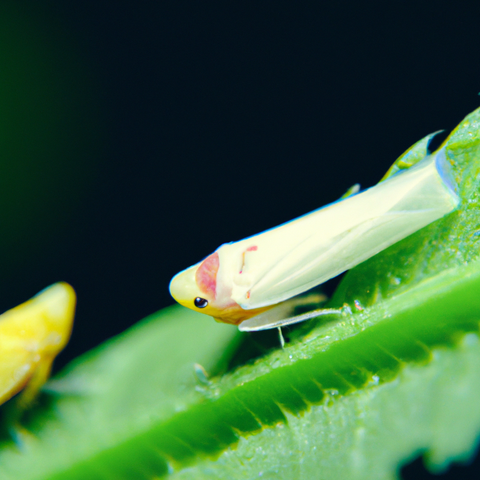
<box><xmin>196</xmin><ymin>252</ymin><xmax>219</xmax><ymax>297</ymax></box>
<box><xmin>240</xmin><ymin>245</ymin><xmax>258</xmax><ymax>274</ymax></box>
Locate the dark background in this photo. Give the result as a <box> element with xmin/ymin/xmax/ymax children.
<box><xmin>1</xmin><ymin>2</ymin><xmax>480</xmax><ymax>478</ymax></box>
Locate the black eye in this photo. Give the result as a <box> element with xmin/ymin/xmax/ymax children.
<box><xmin>194</xmin><ymin>297</ymin><xmax>208</xmax><ymax>308</ymax></box>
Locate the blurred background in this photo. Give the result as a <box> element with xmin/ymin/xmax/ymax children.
<box><xmin>2</xmin><ymin>1</ymin><xmax>480</xmax><ymax>361</ymax></box>
<box><xmin>1</xmin><ymin>2</ymin><xmax>479</xmax><ymax>357</ymax></box>
<box><xmin>1</xmin><ymin>1</ymin><xmax>480</xmax><ymax>478</ymax></box>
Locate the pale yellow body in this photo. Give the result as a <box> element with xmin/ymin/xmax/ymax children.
<box><xmin>170</xmin><ymin>145</ymin><xmax>459</xmax><ymax>331</ymax></box>
<box><xmin>0</xmin><ymin>283</ymin><xmax>75</xmax><ymax>408</ymax></box>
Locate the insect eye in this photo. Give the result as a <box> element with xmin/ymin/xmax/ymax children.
<box><xmin>194</xmin><ymin>297</ymin><xmax>208</xmax><ymax>308</ymax></box>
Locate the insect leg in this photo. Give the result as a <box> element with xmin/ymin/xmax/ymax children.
<box><xmin>239</xmin><ymin>306</ymin><xmax>343</xmax><ymax>332</ymax></box>
<box><xmin>277</xmin><ymin>327</ymin><xmax>285</xmax><ymax>349</ymax></box>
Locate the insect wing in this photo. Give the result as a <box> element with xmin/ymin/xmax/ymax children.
<box><xmin>232</xmin><ymin>148</ymin><xmax>458</xmax><ymax>310</ymax></box>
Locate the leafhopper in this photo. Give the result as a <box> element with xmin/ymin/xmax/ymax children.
<box><xmin>170</xmin><ymin>143</ymin><xmax>458</xmax><ymax>331</ymax></box>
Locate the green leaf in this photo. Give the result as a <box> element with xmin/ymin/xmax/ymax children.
<box><xmin>2</xmin><ymin>108</ymin><xmax>480</xmax><ymax>479</ymax></box>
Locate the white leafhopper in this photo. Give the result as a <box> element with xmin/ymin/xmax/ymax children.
<box><xmin>170</xmin><ymin>145</ymin><xmax>459</xmax><ymax>331</ymax></box>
